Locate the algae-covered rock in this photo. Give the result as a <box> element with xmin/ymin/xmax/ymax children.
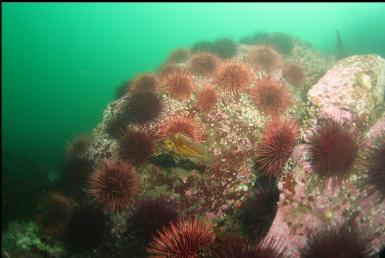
<box><xmin>1</xmin><ymin>222</ymin><xmax>64</xmax><ymax>257</ymax></box>
<box><xmin>307</xmin><ymin>55</ymin><xmax>385</xmax><ymax>128</ymax></box>
<box><xmin>366</xmin><ymin>111</ymin><xmax>385</xmax><ymax>141</ymax></box>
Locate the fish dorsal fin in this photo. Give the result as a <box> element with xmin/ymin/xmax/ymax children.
<box><xmin>174</xmin><ymin>132</ymin><xmax>193</xmax><ymax>141</ymax></box>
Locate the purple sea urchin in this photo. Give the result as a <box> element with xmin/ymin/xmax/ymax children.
<box><xmin>283</xmin><ymin>63</ymin><xmax>306</xmax><ymax>87</ymax></box>
<box><xmin>237</xmin><ymin>179</ymin><xmax>280</xmax><ymax>241</ymax></box>
<box><xmin>36</xmin><ymin>192</ymin><xmax>75</xmax><ymax>237</ymax></box>
<box><xmin>60</xmin><ymin>136</ymin><xmax>94</xmax><ymax>199</ymax></box>
<box><xmin>118</xmin><ymin>130</ymin><xmax>155</xmax><ymax>166</ymax></box>
<box><xmin>299</xmin><ymin>222</ymin><xmax>374</xmax><ymax>258</ymax></box>
<box><xmin>62</xmin><ymin>205</ymin><xmax>108</xmax><ymax>253</ymax></box>
<box><xmin>125</xmin><ymin>197</ymin><xmax>179</xmax><ymax>255</ymax></box>
<box><xmin>130</xmin><ymin>73</ymin><xmax>159</xmax><ymax>94</ymax></box>
<box><xmin>365</xmin><ymin>133</ymin><xmax>385</xmax><ymax>201</ymax></box>
<box><xmin>250</xmin><ymin>45</ymin><xmax>282</xmax><ymax>72</ymax></box>
<box><xmin>212</xmin><ymin>233</ymin><xmax>286</xmax><ymax>258</ymax></box>
<box><xmin>64</xmin><ymin>134</ymin><xmax>92</xmax><ymax>160</ymax></box>
<box><xmin>167</xmin><ymin>48</ymin><xmax>190</xmax><ymax>64</ymax></box>
<box><xmin>127</xmin><ymin>91</ymin><xmax>162</xmax><ymax>124</ymax></box>
<box><xmin>190</xmin><ymin>52</ymin><xmax>221</xmax><ymax>76</ymax></box>
<box><xmin>309</xmin><ymin>119</ymin><xmax>358</xmax><ymax>180</ymax></box>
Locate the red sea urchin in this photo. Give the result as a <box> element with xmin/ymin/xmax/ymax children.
<box><xmin>87</xmin><ymin>160</ymin><xmax>140</xmax><ymax>214</ymax></box>
<box><xmin>118</xmin><ymin>130</ymin><xmax>155</xmax><ymax>166</ymax></box>
<box><xmin>158</xmin><ymin>115</ymin><xmax>204</xmax><ymax>142</ymax></box>
<box><xmin>146</xmin><ymin>216</ymin><xmax>215</xmax><ymax>258</ymax></box>
<box><xmin>365</xmin><ymin>132</ymin><xmax>385</xmax><ymax>201</ymax></box>
<box><xmin>190</xmin><ymin>52</ymin><xmax>221</xmax><ymax>76</ymax></box>
<box><xmin>250</xmin><ymin>45</ymin><xmax>282</xmax><ymax>72</ymax></box>
<box><xmin>162</xmin><ymin>70</ymin><xmax>195</xmax><ymax>101</ymax></box>
<box><xmin>250</xmin><ymin>77</ymin><xmax>292</xmax><ymax>116</ymax></box>
<box><xmin>309</xmin><ymin>119</ymin><xmax>358</xmax><ymax>181</ymax></box>
<box><xmin>196</xmin><ymin>85</ymin><xmax>218</xmax><ymax>112</ymax></box>
<box><xmin>299</xmin><ymin>222</ymin><xmax>374</xmax><ymax>258</ymax></box>
<box><xmin>256</xmin><ymin>118</ymin><xmax>299</xmax><ymax>178</ymax></box>
<box><xmin>283</xmin><ymin>63</ymin><xmax>306</xmax><ymax>87</ymax></box>
<box><xmin>215</xmin><ymin>61</ymin><xmax>252</xmax><ymax>94</ymax></box>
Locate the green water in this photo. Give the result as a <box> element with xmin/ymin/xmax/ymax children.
<box><xmin>2</xmin><ymin>3</ymin><xmax>385</xmax><ymax>172</ymax></box>
<box><xmin>2</xmin><ymin>3</ymin><xmax>385</xmax><ymax>257</ymax></box>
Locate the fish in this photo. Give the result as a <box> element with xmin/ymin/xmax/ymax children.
<box><xmin>336</xmin><ymin>30</ymin><xmax>346</xmax><ymax>60</ymax></box>
<box><xmin>162</xmin><ymin>133</ymin><xmax>211</xmax><ymax>164</ymax></box>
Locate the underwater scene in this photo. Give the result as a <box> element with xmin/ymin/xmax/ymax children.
<box><xmin>2</xmin><ymin>3</ymin><xmax>385</xmax><ymax>258</ymax></box>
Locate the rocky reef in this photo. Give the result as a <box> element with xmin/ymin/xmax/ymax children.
<box><xmin>3</xmin><ymin>33</ymin><xmax>385</xmax><ymax>258</ymax></box>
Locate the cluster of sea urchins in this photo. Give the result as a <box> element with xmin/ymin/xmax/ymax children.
<box><xmin>52</xmin><ymin>36</ymin><xmax>384</xmax><ymax>257</ymax></box>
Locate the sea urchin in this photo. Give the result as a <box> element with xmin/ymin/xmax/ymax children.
<box><xmin>118</xmin><ymin>130</ymin><xmax>155</xmax><ymax>166</ymax></box>
<box><xmin>158</xmin><ymin>115</ymin><xmax>204</xmax><ymax>142</ymax></box>
<box><xmin>162</xmin><ymin>70</ymin><xmax>195</xmax><ymax>101</ymax></box>
<box><xmin>283</xmin><ymin>63</ymin><xmax>306</xmax><ymax>87</ymax></box>
<box><xmin>125</xmin><ymin>197</ymin><xmax>179</xmax><ymax>254</ymax></box>
<box><xmin>130</xmin><ymin>73</ymin><xmax>159</xmax><ymax>94</ymax></box>
<box><xmin>237</xmin><ymin>179</ymin><xmax>280</xmax><ymax>241</ymax></box>
<box><xmin>87</xmin><ymin>160</ymin><xmax>140</xmax><ymax>214</ymax></box>
<box><xmin>250</xmin><ymin>77</ymin><xmax>292</xmax><ymax>116</ymax></box>
<box><xmin>36</xmin><ymin>192</ymin><xmax>75</xmax><ymax>237</ymax></box>
<box><xmin>190</xmin><ymin>52</ymin><xmax>221</xmax><ymax>76</ymax></box>
<box><xmin>215</xmin><ymin>62</ymin><xmax>252</xmax><ymax>94</ymax></box>
<box><xmin>167</xmin><ymin>48</ymin><xmax>190</xmax><ymax>64</ymax></box>
<box><xmin>196</xmin><ymin>85</ymin><xmax>218</xmax><ymax>112</ymax></box>
<box><xmin>146</xmin><ymin>216</ymin><xmax>215</xmax><ymax>258</ymax></box>
<box><xmin>365</xmin><ymin>132</ymin><xmax>385</xmax><ymax>201</ymax></box>
<box><xmin>127</xmin><ymin>91</ymin><xmax>162</xmax><ymax>124</ymax></box>
<box><xmin>62</xmin><ymin>205</ymin><xmax>108</xmax><ymax>253</ymax></box>
<box><xmin>255</xmin><ymin>118</ymin><xmax>299</xmax><ymax>178</ymax></box>
<box><xmin>212</xmin><ymin>234</ymin><xmax>287</xmax><ymax>258</ymax></box>
<box><xmin>309</xmin><ymin>119</ymin><xmax>358</xmax><ymax>181</ymax></box>
<box><xmin>299</xmin><ymin>221</ymin><xmax>373</xmax><ymax>258</ymax></box>
<box><xmin>250</xmin><ymin>45</ymin><xmax>282</xmax><ymax>72</ymax></box>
